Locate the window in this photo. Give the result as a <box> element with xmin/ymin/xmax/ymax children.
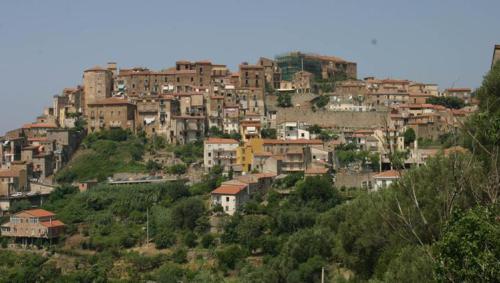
<box><xmin>225</xmin><ymin>206</ymin><xmax>229</xmax><ymax>211</ymax></box>
<box><xmin>226</xmin><ymin>197</ymin><xmax>230</xmax><ymax>202</ymax></box>
<box><xmin>208</xmin><ymin>152</ymin><xmax>211</xmax><ymax>157</ymax></box>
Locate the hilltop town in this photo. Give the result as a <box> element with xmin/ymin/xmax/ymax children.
<box><xmin>0</xmin><ymin>46</ymin><xmax>498</xmax><ymax>282</ymax></box>
<box><xmin>0</xmin><ymin>51</ymin><xmax>480</xmax><ymax>212</ymax></box>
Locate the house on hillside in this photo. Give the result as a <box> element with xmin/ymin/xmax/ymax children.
<box><xmin>372</xmin><ymin>170</ymin><xmax>401</xmax><ymax>190</ymax></box>
<box><xmin>1</xmin><ymin>209</ymin><xmax>65</xmax><ymax>241</ymax></box>
<box><xmin>211</xmin><ymin>183</ymin><xmax>249</xmax><ymax>215</ymax></box>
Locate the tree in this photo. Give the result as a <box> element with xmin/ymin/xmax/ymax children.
<box><xmin>216</xmin><ymin>244</ymin><xmax>247</xmax><ymax>270</ymax></box>
<box><xmin>170</xmin><ymin>198</ymin><xmax>205</xmax><ymax>230</ymax></box>
<box><xmin>403</xmin><ymin>128</ymin><xmax>416</xmax><ymax>146</ymax></box>
<box><xmin>166</xmin><ymin>163</ymin><xmax>187</xmax><ymax>175</ymax></box>
<box><xmin>308</xmin><ymin>124</ymin><xmax>322</xmax><ymax>135</ymax></box>
<box><xmin>434</xmin><ymin>206</ymin><xmax>500</xmax><ymax>282</ymax></box>
<box><xmin>277</xmin><ymin>93</ymin><xmax>292</xmax><ymax>107</ymax></box>
<box><xmin>261</xmin><ymin>128</ymin><xmax>277</xmax><ymax>139</ymax></box>
<box><xmin>427</xmin><ymin>96</ymin><xmax>465</xmax><ymax>109</ymax></box>
<box><xmin>313</xmin><ymin>95</ymin><xmax>330</xmax><ymax>109</ymax></box>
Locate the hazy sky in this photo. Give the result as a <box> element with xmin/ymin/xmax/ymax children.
<box><xmin>1</xmin><ymin>0</ymin><xmax>499</xmax><ymax>134</ymax></box>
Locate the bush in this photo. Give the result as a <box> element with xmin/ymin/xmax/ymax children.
<box><xmin>216</xmin><ymin>244</ymin><xmax>247</xmax><ymax>270</ymax></box>
<box><xmin>201</xmin><ymin>233</ymin><xmax>215</xmax><ymax>248</ymax></box>
<box><xmin>154</xmin><ymin>230</ymin><xmax>176</xmax><ymax>249</ymax></box>
<box><xmin>183</xmin><ymin>231</ymin><xmax>197</xmax><ymax>248</ymax></box>
<box><xmin>166</xmin><ymin>163</ymin><xmax>187</xmax><ymax>175</ymax></box>
<box><xmin>171</xmin><ymin>247</ymin><xmax>188</xmax><ymax>264</ymax></box>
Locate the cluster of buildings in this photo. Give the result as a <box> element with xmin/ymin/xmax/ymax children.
<box><xmin>0</xmin><ymin>108</ymin><xmax>84</xmax><ymax>214</ymax></box>
<box><xmin>3</xmin><ymin>48</ymin><xmax>492</xmax><ymax>218</ymax></box>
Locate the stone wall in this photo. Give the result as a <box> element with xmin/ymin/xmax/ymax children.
<box><xmin>276</xmin><ymin>108</ymin><xmax>389</xmax><ymax>129</ymax></box>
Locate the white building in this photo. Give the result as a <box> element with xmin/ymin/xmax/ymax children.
<box><xmin>204</xmin><ymin>138</ymin><xmax>239</xmax><ymax>172</ymax></box>
<box><xmin>211</xmin><ymin>183</ymin><xmax>249</xmax><ymax>215</ymax></box>
<box><xmin>372</xmin><ymin>170</ymin><xmax>401</xmax><ymax>190</ymax></box>
<box><xmin>277</xmin><ymin>121</ymin><xmax>310</xmax><ymax>140</ymax></box>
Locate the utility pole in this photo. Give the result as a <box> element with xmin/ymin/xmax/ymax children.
<box><xmin>146</xmin><ymin>207</ymin><xmax>149</xmax><ymax>245</ymax></box>
<box><xmin>321</xmin><ymin>267</ymin><xmax>325</xmax><ymax>283</ymax></box>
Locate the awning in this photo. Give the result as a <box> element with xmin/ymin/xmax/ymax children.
<box><xmin>144</xmin><ymin>117</ymin><xmax>156</xmax><ymax>125</ymax></box>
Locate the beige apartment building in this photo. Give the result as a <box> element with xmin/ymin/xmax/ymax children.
<box><xmin>87</xmin><ymin>97</ymin><xmax>137</xmax><ymax>133</ymax></box>
<box><xmin>204</xmin><ymin>138</ymin><xmax>239</xmax><ymax>172</ymax></box>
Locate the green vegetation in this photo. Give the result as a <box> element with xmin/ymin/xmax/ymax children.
<box><xmin>336</xmin><ymin>143</ymin><xmax>380</xmax><ymax>171</ymax></box>
<box><xmin>2</xmin><ymin>61</ymin><xmax>499</xmax><ymax>283</ymax></box>
<box><xmin>171</xmin><ymin>141</ymin><xmax>203</xmax><ymax>164</ymax></box>
<box><xmin>208</xmin><ymin>126</ymin><xmax>242</xmax><ymax>140</ymax></box>
<box><xmin>277</xmin><ymin>93</ymin><xmax>292</xmax><ymax>107</ymax></box>
<box><xmin>55</xmin><ymin>129</ymin><xmax>147</xmax><ymax>183</ymax></box>
<box><xmin>312</xmin><ymin>95</ymin><xmax>330</xmax><ymax>110</ymax></box>
<box><xmin>165</xmin><ymin>163</ymin><xmax>187</xmax><ymax>175</ymax></box>
<box><xmin>427</xmin><ymin>96</ymin><xmax>466</xmax><ymax>109</ymax></box>
<box><xmin>261</xmin><ymin>128</ymin><xmax>277</xmax><ymax>139</ymax></box>
<box><xmin>403</xmin><ymin>127</ymin><xmax>416</xmax><ymax>146</ymax></box>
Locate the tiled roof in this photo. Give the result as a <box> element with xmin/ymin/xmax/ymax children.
<box><xmin>40</xmin><ymin>220</ymin><xmax>65</xmax><ymax>228</ymax></box>
<box><xmin>0</xmin><ymin>169</ymin><xmax>21</xmax><ymax>178</ymax></box>
<box><xmin>262</xmin><ymin>139</ymin><xmax>323</xmax><ymax>145</ymax></box>
<box><xmin>445</xmin><ymin>88</ymin><xmax>471</xmax><ymax>92</ymax></box>
<box><xmin>22</xmin><ymin>209</ymin><xmax>55</xmax><ymax>218</ymax></box>
<box><xmin>205</xmin><ymin>138</ymin><xmax>239</xmax><ymax>144</ymax></box>
<box><xmin>22</xmin><ymin>123</ymin><xmax>58</xmax><ymax>129</ymax></box>
<box><xmin>373</xmin><ymin>170</ymin><xmax>401</xmax><ymax>179</ymax></box>
<box><xmin>211</xmin><ymin>184</ymin><xmax>247</xmax><ymax>195</ymax></box>
<box><xmin>88</xmin><ymin>97</ymin><xmax>133</xmax><ymax>106</ymax></box>
<box><xmin>305</xmin><ymin>167</ymin><xmax>329</xmax><ymax>174</ymax></box>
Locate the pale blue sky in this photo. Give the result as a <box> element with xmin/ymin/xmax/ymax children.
<box><xmin>1</xmin><ymin>0</ymin><xmax>499</xmax><ymax>134</ymax></box>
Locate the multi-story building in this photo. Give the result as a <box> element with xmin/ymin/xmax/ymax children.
<box><xmin>87</xmin><ymin>97</ymin><xmax>137</xmax><ymax>133</ymax></box>
<box><xmin>292</xmin><ymin>71</ymin><xmax>313</xmax><ymax>93</ymax></box>
<box><xmin>276</xmin><ymin>51</ymin><xmax>357</xmax><ymax>81</ymax></box>
<box><xmin>443</xmin><ymin>88</ymin><xmax>472</xmax><ymax>104</ymax></box>
<box><xmin>277</xmin><ymin>121</ymin><xmax>311</xmax><ymax>140</ymax></box>
<box><xmin>257</xmin><ymin>57</ymin><xmax>281</xmax><ymax>90</ymax></box>
<box><xmin>0</xmin><ymin>167</ymin><xmax>28</xmax><ymax>197</ymax></box>
<box><xmin>82</xmin><ymin>66</ymin><xmax>113</xmax><ymax>115</ymax></box>
<box><xmin>1</xmin><ymin>209</ymin><xmax>65</xmax><ymax>240</ymax></box>
<box><xmin>204</xmin><ymin>138</ymin><xmax>239</xmax><ymax>172</ymax></box>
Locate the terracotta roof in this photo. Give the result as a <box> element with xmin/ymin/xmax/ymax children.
<box><xmin>305</xmin><ymin>167</ymin><xmax>329</xmax><ymax>174</ymax></box>
<box><xmin>262</xmin><ymin>139</ymin><xmax>323</xmax><ymax>145</ymax></box>
<box><xmin>28</xmin><ymin>137</ymin><xmax>49</xmax><ymax>142</ymax></box>
<box><xmin>88</xmin><ymin>97</ymin><xmax>133</xmax><ymax>106</ymax></box>
<box><xmin>373</xmin><ymin>170</ymin><xmax>401</xmax><ymax>179</ymax></box>
<box><xmin>22</xmin><ymin>123</ymin><xmax>57</xmax><ymax>129</ymax></box>
<box><xmin>40</xmin><ymin>220</ymin><xmax>65</xmax><ymax>228</ymax></box>
<box><xmin>211</xmin><ymin>184</ymin><xmax>247</xmax><ymax>195</ymax></box>
<box><xmin>0</xmin><ymin>169</ymin><xmax>21</xmax><ymax>178</ymax></box>
<box><xmin>445</xmin><ymin>88</ymin><xmax>471</xmax><ymax>92</ymax></box>
<box><xmin>205</xmin><ymin>138</ymin><xmax>239</xmax><ymax>144</ymax></box>
<box><xmin>235</xmin><ymin>175</ymin><xmax>259</xmax><ymax>184</ymax></box>
<box><xmin>22</xmin><ymin>209</ymin><xmax>55</xmax><ymax>218</ymax></box>
<box><xmin>254</xmin><ymin>151</ymin><xmax>273</xmax><ymax>157</ymax></box>
<box><xmin>251</xmin><ymin>172</ymin><xmax>277</xmax><ymax>178</ymax></box>
<box><xmin>84</xmin><ymin>66</ymin><xmax>108</xmax><ymax>72</ymax></box>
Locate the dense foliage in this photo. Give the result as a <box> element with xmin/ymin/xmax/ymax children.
<box><xmin>427</xmin><ymin>96</ymin><xmax>466</xmax><ymax>109</ymax></box>
<box><xmin>55</xmin><ymin>129</ymin><xmax>146</xmax><ymax>182</ymax></box>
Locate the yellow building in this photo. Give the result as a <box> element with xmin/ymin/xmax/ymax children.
<box><xmin>236</xmin><ymin>138</ymin><xmax>264</xmax><ymax>172</ymax></box>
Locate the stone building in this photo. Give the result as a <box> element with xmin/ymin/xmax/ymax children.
<box><xmin>83</xmin><ymin>66</ymin><xmax>113</xmax><ymax>115</ymax></box>
<box><xmin>276</xmin><ymin>51</ymin><xmax>357</xmax><ymax>81</ymax></box>
<box><xmin>492</xmin><ymin>44</ymin><xmax>500</xmax><ymax>69</ymax></box>
<box><xmin>87</xmin><ymin>97</ymin><xmax>137</xmax><ymax>133</ymax></box>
